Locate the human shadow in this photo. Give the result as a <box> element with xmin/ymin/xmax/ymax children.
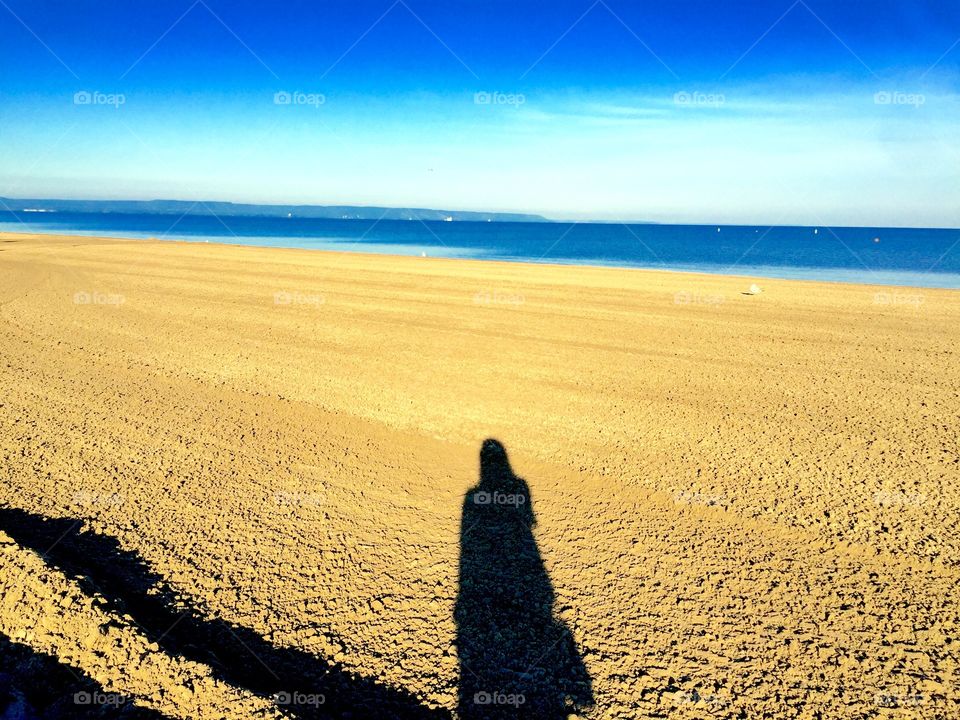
<box><xmin>0</xmin><ymin>633</ymin><xmax>165</xmax><ymax>718</ymax></box>
<box><xmin>454</xmin><ymin>439</ymin><xmax>593</xmax><ymax>719</ymax></box>
<box><xmin>0</xmin><ymin>506</ymin><xmax>449</xmax><ymax>720</ymax></box>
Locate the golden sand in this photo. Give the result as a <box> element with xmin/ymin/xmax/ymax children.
<box><xmin>0</xmin><ymin>231</ymin><xmax>958</xmax><ymax>718</ymax></box>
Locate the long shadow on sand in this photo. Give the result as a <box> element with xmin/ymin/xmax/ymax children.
<box><xmin>0</xmin><ymin>633</ymin><xmax>164</xmax><ymax>719</ymax></box>
<box><xmin>454</xmin><ymin>439</ymin><xmax>593</xmax><ymax>719</ymax></box>
<box><xmin>0</xmin><ymin>506</ymin><xmax>449</xmax><ymax>720</ymax></box>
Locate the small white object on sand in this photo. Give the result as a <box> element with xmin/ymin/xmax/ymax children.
<box><xmin>746</xmin><ymin>283</ymin><xmax>763</xmax><ymax>295</ymax></box>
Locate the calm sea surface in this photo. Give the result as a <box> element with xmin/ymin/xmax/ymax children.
<box><xmin>2</xmin><ymin>211</ymin><xmax>958</xmax><ymax>288</ymax></box>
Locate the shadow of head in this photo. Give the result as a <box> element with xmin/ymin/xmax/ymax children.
<box><xmin>480</xmin><ymin>438</ymin><xmax>508</xmax><ymax>468</ymax></box>
<box><xmin>472</xmin><ymin>438</ymin><xmax>533</xmax><ymax>526</ymax></box>
<box><xmin>455</xmin><ymin>439</ymin><xmax>593</xmax><ymax>719</ymax></box>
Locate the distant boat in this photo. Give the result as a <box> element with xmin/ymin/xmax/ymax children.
<box><xmin>814</xmin><ymin>228</ymin><xmax>819</xmax><ymax>235</ymax></box>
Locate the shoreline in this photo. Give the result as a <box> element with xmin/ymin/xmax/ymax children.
<box><xmin>3</xmin><ymin>228</ymin><xmax>959</xmax><ymax>292</ymax></box>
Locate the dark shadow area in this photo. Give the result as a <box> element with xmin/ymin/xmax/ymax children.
<box><xmin>454</xmin><ymin>439</ymin><xmax>593</xmax><ymax>719</ymax></box>
<box><xmin>0</xmin><ymin>507</ymin><xmax>449</xmax><ymax>720</ymax></box>
<box><xmin>0</xmin><ymin>633</ymin><xmax>164</xmax><ymax>719</ymax></box>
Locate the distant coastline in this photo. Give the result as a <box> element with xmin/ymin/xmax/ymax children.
<box><xmin>0</xmin><ymin>197</ymin><xmax>549</xmax><ymax>223</ymax></box>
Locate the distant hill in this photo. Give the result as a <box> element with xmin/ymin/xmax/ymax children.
<box><xmin>0</xmin><ymin>198</ymin><xmax>548</xmax><ymax>223</ymax></box>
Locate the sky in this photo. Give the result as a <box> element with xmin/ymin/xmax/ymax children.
<box><xmin>0</xmin><ymin>0</ymin><xmax>958</xmax><ymax>226</ymax></box>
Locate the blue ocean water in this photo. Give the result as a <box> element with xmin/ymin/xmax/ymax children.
<box><xmin>2</xmin><ymin>211</ymin><xmax>959</xmax><ymax>288</ymax></box>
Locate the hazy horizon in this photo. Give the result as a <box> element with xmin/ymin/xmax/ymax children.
<box><xmin>3</xmin><ymin>193</ymin><xmax>960</xmax><ymax>230</ymax></box>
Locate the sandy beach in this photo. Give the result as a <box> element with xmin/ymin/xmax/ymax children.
<box><xmin>0</xmin><ymin>231</ymin><xmax>958</xmax><ymax>718</ymax></box>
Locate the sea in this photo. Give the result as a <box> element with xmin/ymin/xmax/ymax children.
<box><xmin>2</xmin><ymin>210</ymin><xmax>959</xmax><ymax>289</ymax></box>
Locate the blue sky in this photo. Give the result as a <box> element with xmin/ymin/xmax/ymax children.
<box><xmin>1</xmin><ymin>0</ymin><xmax>958</xmax><ymax>225</ymax></box>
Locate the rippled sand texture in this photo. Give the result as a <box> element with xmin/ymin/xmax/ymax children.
<box><xmin>0</xmin><ymin>232</ymin><xmax>958</xmax><ymax>718</ymax></box>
